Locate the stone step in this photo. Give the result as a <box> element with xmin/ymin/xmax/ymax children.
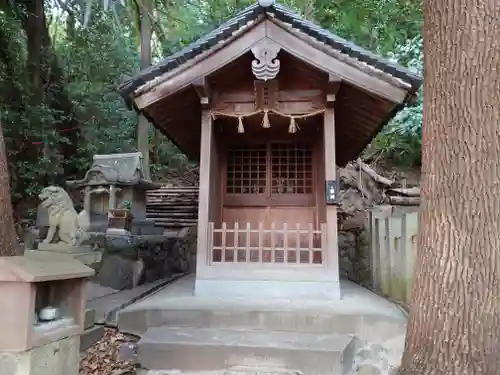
<box><xmin>138</xmin><ymin>326</ymin><xmax>357</xmax><ymax>375</ymax></box>
<box><xmin>118</xmin><ymin>303</ymin><xmax>406</xmax><ymax>340</ymax></box>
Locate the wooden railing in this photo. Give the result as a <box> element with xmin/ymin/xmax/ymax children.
<box><xmin>208</xmin><ymin>222</ymin><xmax>326</xmax><ymax>265</ymax></box>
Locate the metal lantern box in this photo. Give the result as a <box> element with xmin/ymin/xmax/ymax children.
<box><xmin>0</xmin><ymin>252</ymin><xmax>94</xmax><ymax>352</ymax></box>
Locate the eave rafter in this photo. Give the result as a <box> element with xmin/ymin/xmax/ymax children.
<box><xmin>326</xmin><ymin>73</ymin><xmax>341</xmax><ymax>107</ymax></box>
<box><xmin>193</xmin><ymin>77</ymin><xmax>211</xmax><ymax>109</ymax></box>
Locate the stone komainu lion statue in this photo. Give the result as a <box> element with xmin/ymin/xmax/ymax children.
<box><xmin>39</xmin><ymin>186</ymin><xmax>90</xmax><ymax>246</ymax></box>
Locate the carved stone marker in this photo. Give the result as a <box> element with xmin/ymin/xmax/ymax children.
<box><xmin>38</xmin><ymin>185</ymin><xmax>90</xmax><ymax>246</ymax></box>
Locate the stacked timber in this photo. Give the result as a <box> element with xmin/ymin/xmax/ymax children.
<box><xmin>337</xmin><ymin>160</ymin><xmax>420</xmax><ymax>230</ymax></box>
<box><xmin>356</xmin><ymin>160</ymin><xmax>421</xmax><ymax>206</ymax></box>
<box><xmin>146</xmin><ymin>186</ymin><xmax>199</xmax><ymax>229</ymax></box>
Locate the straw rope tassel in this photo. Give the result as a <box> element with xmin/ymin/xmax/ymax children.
<box><xmin>288</xmin><ymin>116</ymin><xmax>297</xmax><ymax>134</ymax></box>
<box><xmin>237</xmin><ymin>116</ymin><xmax>245</xmax><ymax>133</ymax></box>
<box><xmin>261</xmin><ymin>110</ymin><xmax>271</xmax><ymax>128</ymax></box>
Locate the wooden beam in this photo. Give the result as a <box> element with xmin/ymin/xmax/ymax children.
<box><xmin>326</xmin><ymin>74</ymin><xmax>341</xmax><ymax>108</ymax></box>
<box><xmin>193</xmin><ymin>77</ymin><xmax>211</xmax><ymax>109</ymax></box>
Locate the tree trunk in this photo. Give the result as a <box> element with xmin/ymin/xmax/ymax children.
<box><xmin>398</xmin><ymin>0</ymin><xmax>500</xmax><ymax>374</ymax></box>
<box><xmin>41</xmin><ymin>12</ymin><xmax>84</xmax><ymax>178</ymax></box>
<box><xmin>17</xmin><ymin>0</ymin><xmax>84</xmax><ymax>178</ymax></box>
<box><xmin>0</xmin><ymin>117</ymin><xmax>20</xmax><ymax>256</ymax></box>
<box><xmin>19</xmin><ymin>0</ymin><xmax>45</xmax><ymax>102</ymax></box>
<box><xmin>138</xmin><ymin>0</ymin><xmax>153</xmax><ymax>180</ymax></box>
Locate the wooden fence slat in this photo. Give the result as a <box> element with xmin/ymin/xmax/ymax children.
<box><xmin>208</xmin><ymin>221</ymin><xmax>214</xmax><ymax>263</ymax></box>
<box><xmin>283</xmin><ymin>223</ymin><xmax>288</xmax><ymax>264</ymax></box>
<box><xmin>271</xmin><ymin>222</ymin><xmax>276</xmax><ymax>263</ymax></box>
<box><xmin>320</xmin><ymin>223</ymin><xmax>327</xmax><ymax>264</ymax></box>
<box><xmin>246</xmin><ymin>222</ymin><xmax>251</xmax><ymax>262</ymax></box>
<box><xmin>308</xmin><ymin>223</ymin><xmax>314</xmax><ymax>264</ymax></box>
<box><xmin>222</xmin><ymin>222</ymin><xmax>227</xmax><ymax>254</ymax></box>
<box><xmin>295</xmin><ymin>223</ymin><xmax>301</xmax><ymax>264</ymax></box>
<box><xmin>233</xmin><ymin>222</ymin><xmax>239</xmax><ymax>263</ymax></box>
<box><xmin>210</xmin><ymin>221</ymin><xmax>326</xmax><ymax>265</ymax></box>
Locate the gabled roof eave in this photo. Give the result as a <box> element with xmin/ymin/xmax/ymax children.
<box><xmin>118</xmin><ymin>3</ymin><xmax>422</xmax><ymax>106</ymax></box>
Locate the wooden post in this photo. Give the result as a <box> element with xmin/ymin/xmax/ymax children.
<box><xmin>323</xmin><ymin>87</ymin><xmax>340</xmax><ymax>293</ymax></box>
<box><xmin>195</xmin><ymin>109</ymin><xmax>213</xmax><ymax>280</ymax></box>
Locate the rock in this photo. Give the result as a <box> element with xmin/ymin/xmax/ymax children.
<box><xmin>357</xmin><ymin>364</ymin><xmax>381</xmax><ymax>375</ymax></box>
<box><xmin>132</xmin><ymin>258</ymin><xmax>145</xmax><ymax>288</ymax></box>
<box><xmin>117</xmin><ymin>342</ymin><xmax>138</xmax><ymax>363</ymax></box>
<box><xmin>94</xmin><ymin>254</ymin><xmax>137</xmax><ymax>289</ymax></box>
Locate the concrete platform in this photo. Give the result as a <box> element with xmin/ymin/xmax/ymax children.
<box><xmin>118</xmin><ymin>275</ymin><xmax>406</xmax><ymax>340</ymax></box>
<box><xmin>139</xmin><ymin>326</ymin><xmax>356</xmax><ymax>375</ymax></box>
<box><xmin>87</xmin><ymin>274</ymin><xmax>185</xmax><ymax>325</ymax></box>
<box><xmin>117</xmin><ymin>275</ymin><xmax>408</xmax><ymax>375</ymax></box>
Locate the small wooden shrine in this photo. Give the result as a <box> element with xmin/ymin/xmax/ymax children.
<box><xmin>119</xmin><ymin>2</ymin><xmax>422</xmax><ymax>299</ymax></box>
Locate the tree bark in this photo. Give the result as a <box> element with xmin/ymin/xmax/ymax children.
<box><xmin>138</xmin><ymin>0</ymin><xmax>153</xmax><ymax>180</ymax></box>
<box><xmin>17</xmin><ymin>0</ymin><xmax>84</xmax><ymax>178</ymax></box>
<box><xmin>19</xmin><ymin>0</ymin><xmax>45</xmax><ymax>102</ymax></box>
<box><xmin>0</xmin><ymin>117</ymin><xmax>21</xmax><ymax>256</ymax></box>
<box><xmin>399</xmin><ymin>0</ymin><xmax>500</xmax><ymax>374</ymax></box>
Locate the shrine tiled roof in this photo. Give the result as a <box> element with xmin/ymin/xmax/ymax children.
<box><xmin>118</xmin><ymin>3</ymin><xmax>422</xmax><ymax>102</ymax></box>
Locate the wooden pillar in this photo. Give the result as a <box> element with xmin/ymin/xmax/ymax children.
<box><xmin>195</xmin><ymin>109</ymin><xmax>213</xmax><ymax>283</ymax></box>
<box><xmin>323</xmin><ymin>93</ymin><xmax>340</xmax><ymax>295</ymax></box>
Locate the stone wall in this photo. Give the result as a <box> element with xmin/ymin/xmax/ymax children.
<box><xmin>338</xmin><ymin>228</ymin><xmax>372</xmax><ymax>287</ymax></box>
<box><xmin>94</xmin><ymin>227</ymin><xmax>197</xmax><ymax>290</ymax></box>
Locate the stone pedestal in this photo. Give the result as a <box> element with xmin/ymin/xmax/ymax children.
<box><xmin>32</xmin><ymin>243</ymin><xmax>102</xmax><ymax>269</ymax></box>
<box><xmin>37</xmin><ymin>243</ymin><xmax>91</xmax><ymax>253</ymax></box>
<box><xmin>0</xmin><ymin>335</ymin><xmax>80</xmax><ymax>375</ymax></box>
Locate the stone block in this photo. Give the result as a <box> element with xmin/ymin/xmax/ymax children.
<box><xmin>0</xmin><ymin>335</ymin><xmax>80</xmax><ymax>375</ymax></box>
<box><xmin>37</xmin><ymin>243</ymin><xmax>92</xmax><ymax>253</ymax></box>
<box><xmin>80</xmin><ymin>326</ymin><xmax>105</xmax><ymax>352</ymax></box>
<box><xmin>26</xmin><ymin>249</ymin><xmax>102</xmax><ymax>268</ymax></box>
<box><xmin>138</xmin><ymin>326</ymin><xmax>355</xmax><ymax>375</ymax></box>
<box><xmin>117</xmin><ymin>342</ymin><xmax>138</xmax><ymax>362</ymax></box>
<box><xmin>84</xmin><ymin>308</ymin><xmax>96</xmax><ymax>330</ymax></box>
<box><xmin>94</xmin><ymin>255</ymin><xmax>142</xmax><ymax>290</ymax></box>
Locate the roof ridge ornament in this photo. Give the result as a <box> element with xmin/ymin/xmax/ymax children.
<box><xmin>251</xmin><ymin>39</ymin><xmax>281</xmax><ymax>81</ymax></box>
<box><xmin>257</xmin><ymin>0</ymin><xmax>275</xmax><ymax>7</ymax></box>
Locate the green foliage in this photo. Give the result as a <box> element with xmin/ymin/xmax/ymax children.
<box><xmin>122</xmin><ymin>199</ymin><xmax>132</xmax><ymax>210</ymax></box>
<box><xmin>372</xmin><ymin>36</ymin><xmax>423</xmax><ymax>166</ymax></box>
<box><xmin>57</xmin><ymin>11</ymin><xmax>139</xmax><ymax>159</ymax></box>
<box><xmin>314</xmin><ymin>0</ymin><xmax>422</xmax><ymax>54</ymax></box>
